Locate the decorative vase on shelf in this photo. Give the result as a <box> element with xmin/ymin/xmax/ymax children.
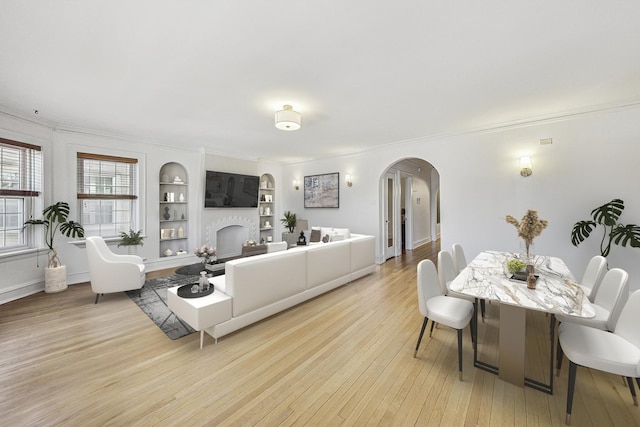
<box><xmin>163</xmin><ymin>207</ymin><xmax>171</xmax><ymax>220</ymax></box>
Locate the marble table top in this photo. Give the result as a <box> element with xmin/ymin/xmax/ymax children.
<box><xmin>449</xmin><ymin>251</ymin><xmax>595</xmax><ymax>318</ymax></box>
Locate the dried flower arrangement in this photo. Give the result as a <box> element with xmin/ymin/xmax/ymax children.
<box><xmin>506</xmin><ymin>210</ymin><xmax>548</xmax><ymax>259</ymax></box>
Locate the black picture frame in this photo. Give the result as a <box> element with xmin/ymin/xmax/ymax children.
<box><xmin>304</xmin><ymin>172</ymin><xmax>339</xmax><ymax>208</ymax></box>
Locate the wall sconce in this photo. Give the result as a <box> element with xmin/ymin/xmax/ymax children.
<box><xmin>293</xmin><ymin>179</ymin><xmax>299</xmax><ymax>190</ymax></box>
<box><xmin>520</xmin><ymin>156</ymin><xmax>532</xmax><ymax>177</ymax></box>
<box><xmin>345</xmin><ymin>174</ymin><xmax>353</xmax><ymax>187</ymax></box>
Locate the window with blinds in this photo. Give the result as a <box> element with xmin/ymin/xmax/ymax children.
<box><xmin>0</xmin><ymin>138</ymin><xmax>42</xmax><ymax>249</ymax></box>
<box><xmin>77</xmin><ymin>152</ymin><xmax>138</xmax><ymax>237</ymax></box>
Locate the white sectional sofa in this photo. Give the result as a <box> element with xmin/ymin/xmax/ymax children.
<box><xmin>203</xmin><ymin>232</ymin><xmax>375</xmax><ymax>343</ymax></box>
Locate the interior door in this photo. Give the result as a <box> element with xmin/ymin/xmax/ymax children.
<box><xmin>384</xmin><ymin>172</ymin><xmax>396</xmax><ymax>259</ymax></box>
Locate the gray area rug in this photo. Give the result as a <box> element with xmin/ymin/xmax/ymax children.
<box><xmin>127</xmin><ymin>275</ymin><xmax>200</xmax><ymax>339</ymax></box>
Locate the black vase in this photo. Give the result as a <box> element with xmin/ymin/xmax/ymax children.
<box><xmin>163</xmin><ymin>207</ymin><xmax>171</xmax><ymax>220</ymax></box>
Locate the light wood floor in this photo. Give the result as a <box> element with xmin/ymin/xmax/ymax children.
<box><xmin>1</xmin><ymin>241</ymin><xmax>639</xmax><ymax>426</ymax></box>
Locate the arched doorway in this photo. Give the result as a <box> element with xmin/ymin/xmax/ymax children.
<box><xmin>380</xmin><ymin>158</ymin><xmax>440</xmax><ymax>260</ymax></box>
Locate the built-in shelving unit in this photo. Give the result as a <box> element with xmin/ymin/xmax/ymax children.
<box><xmin>159</xmin><ymin>162</ymin><xmax>189</xmax><ymax>257</ymax></box>
<box><xmin>258</xmin><ymin>173</ymin><xmax>275</xmax><ymax>244</ymax></box>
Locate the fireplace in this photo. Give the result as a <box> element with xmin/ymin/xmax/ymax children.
<box><xmin>206</xmin><ymin>216</ymin><xmax>258</xmax><ymax>259</ymax></box>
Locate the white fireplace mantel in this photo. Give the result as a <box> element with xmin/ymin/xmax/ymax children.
<box><xmin>206</xmin><ymin>216</ymin><xmax>258</xmax><ymax>259</ymax></box>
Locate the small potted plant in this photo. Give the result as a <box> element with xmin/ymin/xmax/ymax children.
<box><xmin>24</xmin><ymin>201</ymin><xmax>85</xmax><ymax>293</ymax></box>
<box><xmin>506</xmin><ymin>259</ymin><xmax>526</xmax><ymax>274</ymax></box>
<box><xmin>118</xmin><ymin>229</ymin><xmax>144</xmax><ymax>255</ymax></box>
<box><xmin>280</xmin><ymin>210</ymin><xmax>297</xmax><ymax>247</ymax></box>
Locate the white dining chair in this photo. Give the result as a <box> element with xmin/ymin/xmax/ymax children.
<box><xmin>579</xmin><ymin>255</ymin><xmax>607</xmax><ymax>302</ymax></box>
<box><xmin>555</xmin><ymin>267</ymin><xmax>629</xmax><ymax>373</ymax></box>
<box><xmin>451</xmin><ymin>243</ymin><xmax>468</xmax><ymax>274</ymax></box>
<box><xmin>558</xmin><ymin>290</ymin><xmax>640</xmax><ymax>425</ymax></box>
<box><xmin>86</xmin><ymin>236</ymin><xmax>146</xmax><ymax>304</ymax></box>
<box><xmin>414</xmin><ymin>259</ymin><xmax>474</xmax><ymax>381</ymax></box>
<box><xmin>438</xmin><ymin>250</ymin><xmax>485</xmax><ymax>321</ymax></box>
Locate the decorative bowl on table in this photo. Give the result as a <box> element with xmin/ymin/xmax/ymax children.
<box><xmin>506</xmin><ymin>259</ymin><xmax>527</xmax><ymax>274</ymax></box>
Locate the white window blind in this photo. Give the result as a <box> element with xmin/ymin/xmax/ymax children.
<box><xmin>0</xmin><ymin>138</ymin><xmax>42</xmax><ymax>197</ymax></box>
<box><xmin>0</xmin><ymin>138</ymin><xmax>42</xmax><ymax>249</ymax></box>
<box><xmin>77</xmin><ymin>152</ymin><xmax>138</xmax><ymax>237</ymax></box>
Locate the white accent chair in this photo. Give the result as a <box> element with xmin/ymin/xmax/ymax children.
<box><xmin>578</xmin><ymin>255</ymin><xmax>607</xmax><ymax>302</ymax></box>
<box><xmin>558</xmin><ymin>290</ymin><xmax>640</xmax><ymax>425</ymax></box>
<box><xmin>414</xmin><ymin>259</ymin><xmax>474</xmax><ymax>381</ymax></box>
<box><xmin>438</xmin><ymin>250</ymin><xmax>485</xmax><ymax>321</ymax></box>
<box><xmin>86</xmin><ymin>236</ymin><xmax>146</xmax><ymax>304</ymax></box>
<box><xmin>556</xmin><ymin>267</ymin><xmax>629</xmax><ymax>372</ymax></box>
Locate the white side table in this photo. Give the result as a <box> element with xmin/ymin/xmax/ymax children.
<box><xmin>167</xmin><ymin>287</ymin><xmax>232</xmax><ymax>349</ymax></box>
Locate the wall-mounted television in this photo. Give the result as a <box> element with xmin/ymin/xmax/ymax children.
<box><xmin>204</xmin><ymin>171</ymin><xmax>259</xmax><ymax>208</ymax></box>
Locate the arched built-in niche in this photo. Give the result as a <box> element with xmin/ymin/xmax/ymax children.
<box><xmin>159</xmin><ymin>162</ymin><xmax>189</xmax><ymax>257</ymax></box>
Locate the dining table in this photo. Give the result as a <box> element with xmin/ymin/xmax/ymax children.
<box><xmin>449</xmin><ymin>250</ymin><xmax>595</xmax><ymax>394</ymax></box>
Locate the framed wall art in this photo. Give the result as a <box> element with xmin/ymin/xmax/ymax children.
<box><xmin>304</xmin><ymin>172</ymin><xmax>339</xmax><ymax>208</ymax></box>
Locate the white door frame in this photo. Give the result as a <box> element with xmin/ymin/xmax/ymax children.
<box><xmin>383</xmin><ymin>170</ymin><xmax>401</xmax><ymax>260</ymax></box>
<box><xmin>401</xmin><ymin>174</ymin><xmax>413</xmax><ymax>252</ymax></box>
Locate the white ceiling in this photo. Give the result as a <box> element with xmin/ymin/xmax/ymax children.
<box><xmin>2</xmin><ymin>1</ymin><xmax>640</xmax><ymax>164</ymax></box>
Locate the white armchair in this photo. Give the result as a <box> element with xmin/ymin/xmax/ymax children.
<box><xmin>86</xmin><ymin>236</ymin><xmax>146</xmax><ymax>304</ymax></box>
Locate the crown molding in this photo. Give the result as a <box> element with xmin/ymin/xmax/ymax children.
<box><xmin>0</xmin><ymin>106</ymin><xmax>56</xmax><ymax>129</ymax></box>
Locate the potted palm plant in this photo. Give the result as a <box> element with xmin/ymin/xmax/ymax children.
<box><xmin>280</xmin><ymin>210</ymin><xmax>297</xmax><ymax>247</ymax></box>
<box><xmin>24</xmin><ymin>201</ymin><xmax>85</xmax><ymax>293</ymax></box>
<box><xmin>118</xmin><ymin>229</ymin><xmax>144</xmax><ymax>255</ymax></box>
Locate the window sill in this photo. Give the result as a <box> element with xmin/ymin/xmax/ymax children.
<box><xmin>68</xmin><ymin>235</ymin><xmax>148</xmax><ymax>248</ymax></box>
<box><xmin>0</xmin><ymin>247</ymin><xmax>44</xmax><ymax>262</ymax></box>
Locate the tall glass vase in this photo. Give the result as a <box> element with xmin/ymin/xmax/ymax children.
<box><xmin>520</xmin><ymin>241</ymin><xmax>535</xmax><ymax>265</ymax></box>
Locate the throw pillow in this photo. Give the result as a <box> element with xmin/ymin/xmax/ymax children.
<box><xmin>333</xmin><ymin>228</ymin><xmax>351</xmax><ymax>239</ymax></box>
<box><xmin>321</xmin><ymin>227</ymin><xmax>333</xmax><ymax>238</ymax></box>
<box><xmin>310</xmin><ymin>229</ymin><xmax>321</xmax><ymax>242</ymax></box>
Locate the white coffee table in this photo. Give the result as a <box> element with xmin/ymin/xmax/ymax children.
<box><xmin>167</xmin><ymin>286</ymin><xmax>232</xmax><ymax>349</ymax></box>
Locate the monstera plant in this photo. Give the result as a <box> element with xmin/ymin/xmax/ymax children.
<box><xmin>24</xmin><ymin>201</ymin><xmax>84</xmax><ymax>293</ymax></box>
<box><xmin>571</xmin><ymin>198</ymin><xmax>640</xmax><ymax>257</ymax></box>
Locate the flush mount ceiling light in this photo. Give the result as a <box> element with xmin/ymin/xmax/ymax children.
<box><xmin>275</xmin><ymin>105</ymin><xmax>301</xmax><ymax>131</ymax></box>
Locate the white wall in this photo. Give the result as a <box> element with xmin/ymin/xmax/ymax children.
<box><xmin>3</xmin><ymin>103</ymin><xmax>640</xmax><ymax>302</ymax></box>
<box><xmin>281</xmin><ymin>105</ymin><xmax>640</xmax><ymax>291</ymax></box>
<box><xmin>0</xmin><ymin>110</ymin><xmax>283</xmax><ymax>303</ymax></box>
